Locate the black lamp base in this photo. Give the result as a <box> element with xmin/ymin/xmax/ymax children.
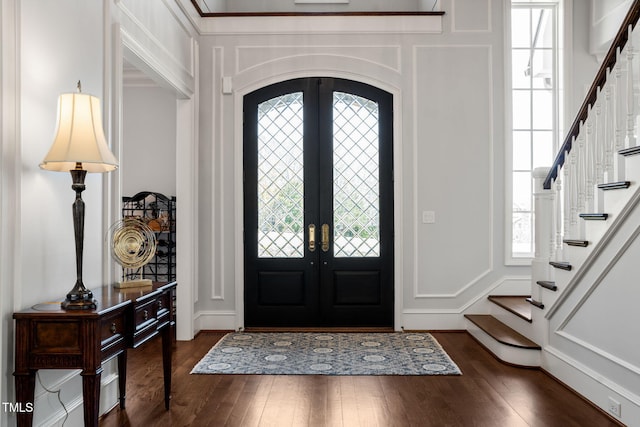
<box><xmin>61</xmin><ymin>284</ymin><xmax>96</xmax><ymax>310</ymax></box>
<box><xmin>61</xmin><ymin>166</ymin><xmax>97</xmax><ymax>311</ymax></box>
<box><xmin>61</xmin><ymin>297</ymin><xmax>96</xmax><ymax>310</ymax></box>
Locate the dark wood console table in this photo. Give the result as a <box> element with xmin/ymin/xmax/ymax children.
<box><xmin>13</xmin><ymin>281</ymin><xmax>177</xmax><ymax>427</ymax></box>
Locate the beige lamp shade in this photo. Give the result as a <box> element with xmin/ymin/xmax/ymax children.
<box><xmin>40</xmin><ymin>92</ymin><xmax>119</xmax><ymax>173</ymax></box>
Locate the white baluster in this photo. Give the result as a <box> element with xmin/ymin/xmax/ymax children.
<box><xmin>635</xmin><ymin>24</ymin><xmax>640</xmax><ymax>146</ymax></box>
<box><xmin>615</xmin><ymin>46</ymin><xmax>626</xmax><ymax>180</ymax></box>
<box><xmin>570</xmin><ymin>145</ymin><xmax>578</xmax><ymax>236</ymax></box>
<box><xmin>585</xmin><ymin>109</ymin><xmax>595</xmax><ymax>213</ymax></box>
<box><xmin>627</xmin><ymin>25</ymin><xmax>637</xmax><ymax>148</ymax></box>
<box><xmin>605</xmin><ymin>68</ymin><xmax>615</xmax><ymax>182</ymax></box>
<box><xmin>595</xmin><ymin>92</ymin><xmax>605</xmax><ymax>187</ymax></box>
<box><xmin>615</xmin><ymin>47</ymin><xmax>625</xmax><ymax>152</ymax></box>
<box><xmin>594</xmin><ymin>93</ymin><xmax>608</xmax><ymax>212</ymax></box>
<box><xmin>563</xmin><ymin>150</ymin><xmax>571</xmax><ymax>241</ymax></box>
<box><xmin>554</xmin><ymin>163</ymin><xmax>563</xmax><ymax>258</ymax></box>
<box><xmin>576</xmin><ymin>128</ymin><xmax>586</xmax><ymax>217</ymax></box>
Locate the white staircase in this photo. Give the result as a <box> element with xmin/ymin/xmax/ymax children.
<box><xmin>465</xmin><ymin>4</ymin><xmax>640</xmax><ymax>424</ymax></box>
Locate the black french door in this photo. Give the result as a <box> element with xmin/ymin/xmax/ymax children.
<box><xmin>243</xmin><ymin>77</ymin><xmax>393</xmax><ymax>327</ymax></box>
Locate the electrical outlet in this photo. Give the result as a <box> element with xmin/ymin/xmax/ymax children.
<box><xmin>608</xmin><ymin>397</ymin><xmax>621</xmax><ymax>418</ymax></box>
<box><xmin>422</xmin><ymin>211</ymin><xmax>435</xmax><ymax>224</ymax></box>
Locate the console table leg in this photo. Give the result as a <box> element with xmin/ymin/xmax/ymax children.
<box><xmin>81</xmin><ymin>370</ymin><xmax>102</xmax><ymax>427</ymax></box>
<box><xmin>161</xmin><ymin>326</ymin><xmax>172</xmax><ymax>409</ymax></box>
<box><xmin>118</xmin><ymin>350</ymin><xmax>127</xmax><ymax>409</ymax></box>
<box><xmin>14</xmin><ymin>370</ymin><xmax>35</xmax><ymax>427</ymax></box>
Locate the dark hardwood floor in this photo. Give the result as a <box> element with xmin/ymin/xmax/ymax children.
<box><xmin>101</xmin><ymin>331</ymin><xmax>620</xmax><ymax>426</ymax></box>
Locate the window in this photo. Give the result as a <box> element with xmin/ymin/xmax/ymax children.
<box><xmin>508</xmin><ymin>1</ymin><xmax>562</xmax><ymax>260</ymax></box>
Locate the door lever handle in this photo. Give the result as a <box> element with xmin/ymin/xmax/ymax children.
<box><xmin>321</xmin><ymin>224</ymin><xmax>330</xmax><ymax>252</ymax></box>
<box><xmin>308</xmin><ymin>224</ymin><xmax>316</xmax><ymax>252</ymax></box>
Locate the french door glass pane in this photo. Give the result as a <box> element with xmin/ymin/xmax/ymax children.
<box><xmin>333</xmin><ymin>92</ymin><xmax>380</xmax><ymax>258</ymax></box>
<box><xmin>257</xmin><ymin>92</ymin><xmax>305</xmax><ymax>258</ymax></box>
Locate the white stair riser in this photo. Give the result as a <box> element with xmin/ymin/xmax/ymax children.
<box><xmin>466</xmin><ymin>320</ymin><xmax>540</xmax><ymax>368</ymax></box>
<box><xmin>489</xmin><ymin>304</ymin><xmax>532</xmax><ymax>336</ymax></box>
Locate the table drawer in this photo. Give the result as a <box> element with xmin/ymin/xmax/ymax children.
<box><xmin>157</xmin><ymin>291</ymin><xmax>170</xmax><ymax>317</ymax></box>
<box><xmin>134</xmin><ymin>299</ymin><xmax>157</xmax><ymax>331</ymax></box>
<box><xmin>100</xmin><ymin>309</ymin><xmax>127</xmax><ymax>360</ymax></box>
<box><xmin>132</xmin><ymin>298</ymin><xmax>159</xmax><ymax>347</ymax></box>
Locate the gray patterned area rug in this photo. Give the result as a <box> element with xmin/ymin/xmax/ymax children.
<box><xmin>190</xmin><ymin>332</ymin><xmax>461</xmax><ymax>376</ymax></box>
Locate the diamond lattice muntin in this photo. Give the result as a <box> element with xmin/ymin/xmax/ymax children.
<box><xmin>333</xmin><ymin>92</ymin><xmax>380</xmax><ymax>257</ymax></box>
<box><xmin>257</xmin><ymin>92</ymin><xmax>305</xmax><ymax>258</ymax></box>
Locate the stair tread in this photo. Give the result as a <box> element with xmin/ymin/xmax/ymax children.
<box><xmin>550</xmin><ymin>261</ymin><xmax>572</xmax><ymax>271</ymax></box>
<box><xmin>619</xmin><ymin>146</ymin><xmax>640</xmax><ymax>157</ymax></box>
<box><xmin>563</xmin><ymin>239</ymin><xmax>589</xmax><ymax>247</ymax></box>
<box><xmin>598</xmin><ymin>181</ymin><xmax>631</xmax><ymax>190</ymax></box>
<box><xmin>526</xmin><ymin>297</ymin><xmax>545</xmax><ymax>309</ymax></box>
<box><xmin>488</xmin><ymin>295</ymin><xmax>532</xmax><ymax>322</ymax></box>
<box><xmin>537</xmin><ymin>280</ymin><xmax>558</xmax><ymax>291</ymax></box>
<box><xmin>579</xmin><ymin>213</ymin><xmax>609</xmax><ymax>220</ymax></box>
<box><xmin>465</xmin><ymin>314</ymin><xmax>541</xmax><ymax>350</ymax></box>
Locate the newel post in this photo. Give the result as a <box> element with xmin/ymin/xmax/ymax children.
<box><xmin>532</xmin><ymin>167</ymin><xmax>554</xmax><ymax>300</ymax></box>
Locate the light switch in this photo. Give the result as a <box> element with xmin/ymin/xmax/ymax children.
<box><xmin>422</xmin><ymin>211</ymin><xmax>435</xmax><ymax>224</ymax></box>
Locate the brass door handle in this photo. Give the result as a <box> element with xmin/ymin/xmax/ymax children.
<box><xmin>321</xmin><ymin>224</ymin><xmax>330</xmax><ymax>252</ymax></box>
<box><xmin>309</xmin><ymin>224</ymin><xmax>316</xmax><ymax>252</ymax></box>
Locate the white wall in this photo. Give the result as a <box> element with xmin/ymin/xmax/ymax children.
<box><xmin>589</xmin><ymin>0</ymin><xmax>633</xmax><ymax>58</ymax></box>
<box><xmin>571</xmin><ymin>0</ymin><xmax>600</xmax><ymax>118</ymax></box>
<box><xmin>122</xmin><ymin>86</ymin><xmax>177</xmax><ymax>198</ymax></box>
<box><xmin>20</xmin><ymin>0</ymin><xmax>106</xmax><ymax>309</ymax></box>
<box><xmin>16</xmin><ymin>0</ymin><xmax>109</xmax><ymax>425</ymax></box>
<box><xmin>193</xmin><ymin>0</ymin><xmax>535</xmax><ymax>331</ymax></box>
<box><xmin>0</xmin><ymin>0</ymin><xmax>198</xmax><ymax>424</ymax></box>
<box><xmin>1</xmin><ymin>1</ymin><xmax>20</xmax><ymax>425</ymax></box>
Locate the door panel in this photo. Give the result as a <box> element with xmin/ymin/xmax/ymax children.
<box><xmin>244</xmin><ymin>77</ymin><xmax>393</xmax><ymax>327</ymax></box>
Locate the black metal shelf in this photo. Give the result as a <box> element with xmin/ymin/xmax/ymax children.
<box><xmin>122</xmin><ymin>191</ymin><xmax>176</xmax><ymax>282</ymax></box>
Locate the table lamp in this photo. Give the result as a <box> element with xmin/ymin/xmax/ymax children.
<box><xmin>40</xmin><ymin>81</ymin><xmax>119</xmax><ymax>310</ymax></box>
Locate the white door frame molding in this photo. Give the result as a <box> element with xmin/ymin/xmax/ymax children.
<box><xmin>109</xmin><ymin>25</ymin><xmax>198</xmax><ymax>341</ymax></box>
<box><xmin>232</xmin><ymin>64</ymin><xmax>404</xmax><ymax>331</ymax></box>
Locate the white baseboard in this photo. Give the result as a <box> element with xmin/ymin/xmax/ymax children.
<box><xmin>401</xmin><ymin>310</ymin><xmax>465</xmax><ymax>330</ymax></box>
<box><xmin>543</xmin><ymin>346</ymin><xmax>640</xmax><ymax>426</ymax></box>
<box><xmin>194</xmin><ymin>310</ymin><xmax>237</xmax><ymax>332</ymax></box>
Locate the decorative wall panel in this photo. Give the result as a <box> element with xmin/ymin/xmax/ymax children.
<box><xmin>451</xmin><ymin>0</ymin><xmax>492</xmax><ymax>33</ymax></box>
<box><xmin>236</xmin><ymin>46</ymin><xmax>401</xmax><ymax>74</ymax></box>
<box><xmin>413</xmin><ymin>45</ymin><xmax>493</xmax><ymax>297</ymax></box>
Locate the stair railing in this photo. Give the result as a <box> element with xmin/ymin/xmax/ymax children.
<box><xmin>531</xmin><ymin>1</ymin><xmax>640</xmax><ymax>309</ymax></box>
<box><xmin>542</xmin><ymin>1</ymin><xmax>640</xmax><ymax>247</ymax></box>
<box><xmin>544</xmin><ymin>1</ymin><xmax>640</xmax><ymax>190</ymax></box>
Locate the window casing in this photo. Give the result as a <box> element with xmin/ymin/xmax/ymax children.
<box><xmin>508</xmin><ymin>1</ymin><xmax>563</xmax><ymax>262</ymax></box>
